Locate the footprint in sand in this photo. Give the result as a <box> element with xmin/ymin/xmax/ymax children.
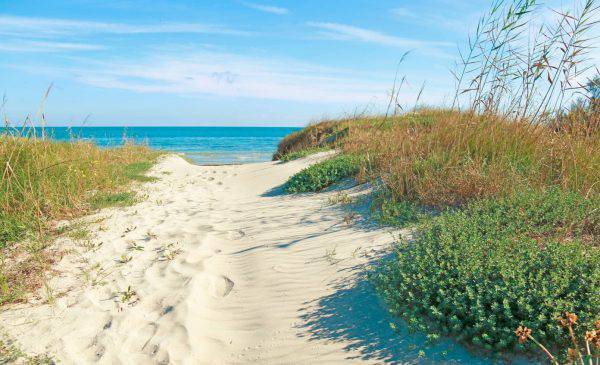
<box><xmin>209</xmin><ymin>275</ymin><xmax>234</xmax><ymax>298</ymax></box>
<box><xmin>228</xmin><ymin>229</ymin><xmax>246</xmax><ymax>240</ymax></box>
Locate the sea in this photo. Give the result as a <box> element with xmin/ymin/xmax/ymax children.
<box><xmin>8</xmin><ymin>126</ymin><xmax>301</xmax><ymax>165</ymax></box>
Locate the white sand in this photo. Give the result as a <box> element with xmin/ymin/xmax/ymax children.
<box><xmin>1</xmin><ymin>153</ymin><xmax>492</xmax><ymax>364</ymax></box>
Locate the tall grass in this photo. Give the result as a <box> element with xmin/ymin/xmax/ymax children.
<box><xmin>453</xmin><ymin>0</ymin><xmax>599</xmax><ymax>122</ymax></box>
<box><xmin>0</xmin><ymin>128</ymin><xmax>159</xmax><ymax>304</ymax></box>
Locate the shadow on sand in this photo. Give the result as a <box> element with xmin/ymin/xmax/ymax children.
<box><xmin>297</xmin><ymin>261</ymin><xmax>498</xmax><ymax>364</ymax></box>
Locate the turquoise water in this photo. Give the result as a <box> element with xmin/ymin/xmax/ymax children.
<box><xmin>11</xmin><ymin>127</ymin><xmax>300</xmax><ymax>165</ymax></box>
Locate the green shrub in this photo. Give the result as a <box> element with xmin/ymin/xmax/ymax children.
<box><xmin>286</xmin><ymin>154</ymin><xmax>361</xmax><ymax>193</ymax></box>
<box><xmin>373</xmin><ymin>188</ymin><xmax>600</xmax><ymax>353</ymax></box>
<box><xmin>280</xmin><ymin>147</ymin><xmax>330</xmax><ymax>162</ymax></box>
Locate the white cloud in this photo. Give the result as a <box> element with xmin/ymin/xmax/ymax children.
<box><xmin>308</xmin><ymin>22</ymin><xmax>453</xmax><ymax>48</ymax></box>
<box><xmin>14</xmin><ymin>50</ymin><xmax>398</xmax><ymax>104</ymax></box>
<box><xmin>0</xmin><ymin>15</ymin><xmax>251</xmax><ymax>37</ymax></box>
<box><xmin>391</xmin><ymin>7</ymin><xmax>472</xmax><ymax>33</ymax></box>
<box><xmin>242</xmin><ymin>2</ymin><xmax>290</xmax><ymax>15</ymax></box>
<box><xmin>0</xmin><ymin>40</ymin><xmax>105</xmax><ymax>52</ymax></box>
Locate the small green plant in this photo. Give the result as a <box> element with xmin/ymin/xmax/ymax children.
<box><xmin>127</xmin><ymin>242</ymin><xmax>144</xmax><ymax>252</ymax></box>
<box><xmin>325</xmin><ymin>246</ymin><xmax>338</xmax><ymax>264</ymax></box>
<box><xmin>118</xmin><ymin>285</ymin><xmax>138</xmax><ymax>304</ymax></box>
<box><xmin>286</xmin><ymin>154</ymin><xmax>361</xmax><ymax>193</ymax></box>
<box><xmin>117</xmin><ymin>253</ymin><xmax>132</xmax><ymax>264</ymax></box>
<box><xmin>157</xmin><ymin>242</ymin><xmax>182</xmax><ymax>261</ymax></box>
<box><xmin>121</xmin><ymin>225</ymin><xmax>137</xmax><ymax>237</ymax></box>
<box><xmin>80</xmin><ymin>263</ymin><xmax>110</xmax><ymax>287</ymax></box>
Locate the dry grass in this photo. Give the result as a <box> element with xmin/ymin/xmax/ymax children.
<box><xmin>0</xmin><ymin>134</ymin><xmax>159</xmax><ymax>305</ymax></box>
<box><xmin>281</xmin><ymin>109</ymin><xmax>600</xmax><ymax>207</ymax></box>
<box><xmin>273</xmin><ymin>120</ymin><xmax>346</xmax><ymax>160</ymax></box>
<box><xmin>344</xmin><ymin>110</ymin><xmax>600</xmax><ymax>206</ymax></box>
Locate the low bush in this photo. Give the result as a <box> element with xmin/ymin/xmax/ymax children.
<box><xmin>373</xmin><ymin>188</ymin><xmax>600</xmax><ymax>353</ymax></box>
<box><xmin>286</xmin><ymin>154</ymin><xmax>361</xmax><ymax>193</ymax></box>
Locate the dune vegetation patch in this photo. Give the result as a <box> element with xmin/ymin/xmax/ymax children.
<box><xmin>0</xmin><ymin>133</ymin><xmax>159</xmax><ymax>305</ymax></box>
<box><xmin>285</xmin><ymin>154</ymin><xmax>362</xmax><ymax>193</ymax></box>
<box><xmin>279</xmin><ymin>146</ymin><xmax>331</xmax><ymax>162</ymax></box>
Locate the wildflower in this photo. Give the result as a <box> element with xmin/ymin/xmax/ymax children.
<box><xmin>567</xmin><ymin>348</ymin><xmax>577</xmax><ymax>360</ymax></box>
<box><xmin>566</xmin><ymin>312</ymin><xmax>578</xmax><ymax>325</ymax></box>
<box><xmin>595</xmin><ymin>319</ymin><xmax>600</xmax><ymax>329</ymax></box>
<box><xmin>559</xmin><ymin>312</ymin><xmax>578</xmax><ymax>327</ymax></box>
<box><xmin>515</xmin><ymin>326</ymin><xmax>532</xmax><ymax>343</ymax></box>
<box><xmin>584</xmin><ymin>330</ymin><xmax>597</xmax><ymax>343</ymax></box>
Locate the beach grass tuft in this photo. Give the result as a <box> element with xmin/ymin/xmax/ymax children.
<box><xmin>0</xmin><ymin>132</ymin><xmax>159</xmax><ymax>305</ymax></box>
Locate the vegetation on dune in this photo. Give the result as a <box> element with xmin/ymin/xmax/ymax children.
<box><xmin>0</xmin><ymin>131</ymin><xmax>159</xmax><ymax>305</ymax></box>
<box><xmin>279</xmin><ymin>146</ymin><xmax>331</xmax><ymax>162</ymax></box>
<box><xmin>277</xmin><ymin>0</ymin><xmax>600</xmax><ymax>358</ymax></box>
<box><xmin>285</xmin><ymin>154</ymin><xmax>361</xmax><ymax>193</ymax></box>
<box><xmin>373</xmin><ymin>189</ymin><xmax>599</xmax><ymax>353</ymax></box>
<box><xmin>273</xmin><ymin>120</ymin><xmax>348</xmax><ymax>160</ymax></box>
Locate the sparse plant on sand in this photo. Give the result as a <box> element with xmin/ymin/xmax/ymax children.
<box><xmin>117</xmin><ymin>253</ymin><xmax>132</xmax><ymax>264</ymax></box>
<box><xmin>127</xmin><ymin>242</ymin><xmax>144</xmax><ymax>252</ymax></box>
<box><xmin>0</xmin><ymin>332</ymin><xmax>55</xmax><ymax>364</ymax></box>
<box><xmin>117</xmin><ymin>285</ymin><xmax>138</xmax><ymax>305</ymax></box>
<box><xmin>327</xmin><ymin>192</ymin><xmax>352</xmax><ymax>205</ymax></box>
<box><xmin>157</xmin><ymin>242</ymin><xmax>182</xmax><ymax>261</ymax></box>
<box><xmin>81</xmin><ymin>263</ymin><xmax>111</xmax><ymax>287</ymax></box>
<box><xmin>146</xmin><ymin>230</ymin><xmax>158</xmax><ymax>240</ymax></box>
<box><xmin>324</xmin><ymin>246</ymin><xmax>338</xmax><ymax>264</ymax></box>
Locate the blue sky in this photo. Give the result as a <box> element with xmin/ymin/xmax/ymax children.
<box><xmin>0</xmin><ymin>0</ymin><xmax>581</xmax><ymax>126</ymax></box>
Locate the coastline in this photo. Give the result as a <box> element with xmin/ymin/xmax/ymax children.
<box><xmin>0</xmin><ymin>153</ymin><xmax>491</xmax><ymax>364</ymax></box>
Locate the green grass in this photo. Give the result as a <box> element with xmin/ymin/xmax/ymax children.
<box><xmin>90</xmin><ymin>192</ymin><xmax>137</xmax><ymax>209</ymax></box>
<box><xmin>372</xmin><ymin>188</ymin><xmax>600</xmax><ymax>353</ymax></box>
<box><xmin>121</xmin><ymin>161</ymin><xmax>157</xmax><ymax>182</ymax></box>
<box><xmin>286</xmin><ymin>154</ymin><xmax>361</xmax><ymax>193</ymax></box>
<box><xmin>279</xmin><ymin>146</ymin><xmax>331</xmax><ymax>162</ymax></box>
<box><xmin>0</xmin><ymin>135</ymin><xmax>159</xmax><ymax>305</ymax></box>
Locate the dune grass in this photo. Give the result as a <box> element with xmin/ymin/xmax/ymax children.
<box><xmin>279</xmin><ymin>146</ymin><xmax>331</xmax><ymax>162</ymax></box>
<box><xmin>0</xmin><ymin>134</ymin><xmax>159</xmax><ymax>305</ymax></box>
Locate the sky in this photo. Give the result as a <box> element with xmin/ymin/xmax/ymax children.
<box><xmin>0</xmin><ymin>0</ymin><xmax>595</xmax><ymax>126</ymax></box>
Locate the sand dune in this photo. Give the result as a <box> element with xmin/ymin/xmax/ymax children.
<box><xmin>1</xmin><ymin>153</ymin><xmax>491</xmax><ymax>364</ymax></box>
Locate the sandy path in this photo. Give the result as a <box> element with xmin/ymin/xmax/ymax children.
<box><xmin>1</xmin><ymin>153</ymin><xmax>490</xmax><ymax>364</ymax></box>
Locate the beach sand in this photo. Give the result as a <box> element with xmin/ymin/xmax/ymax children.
<box><xmin>1</xmin><ymin>153</ymin><xmax>490</xmax><ymax>364</ymax></box>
